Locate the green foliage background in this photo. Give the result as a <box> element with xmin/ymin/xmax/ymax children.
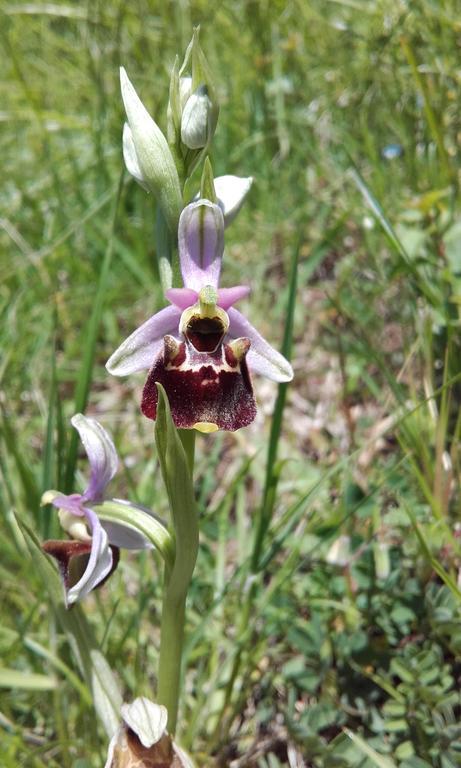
<box><xmin>1</xmin><ymin>1</ymin><xmax>461</xmax><ymax>766</ymax></box>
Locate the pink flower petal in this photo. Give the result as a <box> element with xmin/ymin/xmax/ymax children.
<box><xmin>165</xmin><ymin>287</ymin><xmax>198</xmax><ymax>310</ymax></box>
<box><xmin>217</xmin><ymin>285</ymin><xmax>251</xmax><ymax>309</ymax></box>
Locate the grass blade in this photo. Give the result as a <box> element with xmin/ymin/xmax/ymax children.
<box><xmin>64</xmin><ymin>173</ymin><xmax>124</xmax><ymax>492</ymax></box>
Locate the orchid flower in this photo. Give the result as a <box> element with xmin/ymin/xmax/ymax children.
<box><xmin>105</xmin><ymin>697</ymin><xmax>194</xmax><ymax>768</ymax></box>
<box><xmin>42</xmin><ymin>414</ymin><xmax>151</xmax><ymax>606</ymax></box>
<box><xmin>106</xmin><ymin>200</ymin><xmax>293</xmax><ymax>432</ymax></box>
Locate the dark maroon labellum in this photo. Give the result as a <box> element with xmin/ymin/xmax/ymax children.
<box><xmin>141</xmin><ymin>334</ymin><xmax>257</xmax><ymax>431</ymax></box>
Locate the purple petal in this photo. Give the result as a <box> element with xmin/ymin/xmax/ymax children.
<box><xmin>178</xmin><ymin>200</ymin><xmax>224</xmax><ymax>291</ymax></box>
<box><xmin>100</xmin><ymin>519</ymin><xmax>152</xmax><ymax>550</ymax></box>
<box><xmin>218</xmin><ymin>285</ymin><xmax>251</xmax><ymax>310</ymax></box>
<box><xmin>51</xmin><ymin>493</ymin><xmax>84</xmax><ymax>515</ymax></box>
<box><xmin>66</xmin><ymin>508</ymin><xmax>114</xmax><ymax>605</ymax></box>
<box><xmin>227</xmin><ymin>308</ymin><xmax>294</xmax><ymax>383</ymax></box>
<box><xmin>71</xmin><ymin>414</ymin><xmax>118</xmax><ymax>501</ymax></box>
<box><xmin>165</xmin><ymin>287</ymin><xmax>198</xmax><ymax>310</ymax></box>
<box><xmin>106</xmin><ymin>305</ymin><xmax>181</xmax><ymax>376</ymax></box>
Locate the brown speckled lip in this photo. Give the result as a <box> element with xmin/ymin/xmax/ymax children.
<box><xmin>141</xmin><ymin>336</ymin><xmax>256</xmax><ymax>431</ymax></box>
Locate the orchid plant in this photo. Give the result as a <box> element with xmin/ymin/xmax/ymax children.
<box><xmin>37</xmin><ymin>28</ymin><xmax>293</xmax><ymax>767</ymax></box>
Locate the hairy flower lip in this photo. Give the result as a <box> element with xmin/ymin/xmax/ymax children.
<box><xmin>141</xmin><ymin>337</ymin><xmax>256</xmax><ymax>431</ymax></box>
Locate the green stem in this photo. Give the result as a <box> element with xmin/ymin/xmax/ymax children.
<box><xmin>155</xmin><ymin>414</ymin><xmax>197</xmax><ymax>735</ymax></box>
<box><xmin>157</xmin><ymin>594</ymin><xmax>187</xmax><ymax>734</ymax></box>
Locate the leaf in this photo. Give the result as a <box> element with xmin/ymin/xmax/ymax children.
<box><xmin>64</xmin><ymin>175</ymin><xmax>123</xmax><ymax>492</ymax></box>
<box><xmin>251</xmin><ymin>237</ymin><xmax>299</xmax><ymax>571</ymax></box>
<box><xmin>403</xmin><ymin>503</ymin><xmax>461</xmax><ymax>602</ymax></box>
<box><xmin>0</xmin><ymin>667</ymin><xmax>58</xmax><ymax>691</ymax></box>
<box><xmin>343</xmin><ymin>728</ymin><xmax>398</xmax><ymax>768</ymax></box>
<box><xmin>154</xmin><ymin>384</ymin><xmax>198</xmax><ymax>599</ymax></box>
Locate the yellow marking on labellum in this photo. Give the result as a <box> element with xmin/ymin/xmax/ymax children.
<box><xmin>193</xmin><ymin>421</ymin><xmax>219</xmax><ymax>433</ymax></box>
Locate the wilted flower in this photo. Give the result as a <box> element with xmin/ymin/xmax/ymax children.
<box><xmin>106</xmin><ymin>200</ymin><xmax>293</xmax><ymax>432</ymax></box>
<box><xmin>105</xmin><ymin>697</ymin><xmax>194</xmax><ymax>768</ymax></box>
<box><xmin>42</xmin><ymin>414</ymin><xmax>151</xmax><ymax>606</ymax></box>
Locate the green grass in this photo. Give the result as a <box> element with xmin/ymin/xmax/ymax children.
<box><xmin>2</xmin><ymin>1</ymin><xmax>461</xmax><ymax>766</ymax></box>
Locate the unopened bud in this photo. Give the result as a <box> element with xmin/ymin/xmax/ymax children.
<box><xmin>120</xmin><ymin>67</ymin><xmax>182</xmax><ymax>233</ymax></box>
<box><xmin>181</xmin><ymin>85</ymin><xmax>213</xmax><ymax>149</ymax></box>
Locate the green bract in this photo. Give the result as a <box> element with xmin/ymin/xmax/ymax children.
<box><xmin>120</xmin><ymin>67</ymin><xmax>182</xmax><ymax>233</ymax></box>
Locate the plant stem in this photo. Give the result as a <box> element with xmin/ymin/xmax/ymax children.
<box><xmin>156</xmin><ymin>425</ymin><xmax>197</xmax><ymax>735</ymax></box>
<box><xmin>157</xmin><ymin>593</ymin><xmax>187</xmax><ymax>734</ymax></box>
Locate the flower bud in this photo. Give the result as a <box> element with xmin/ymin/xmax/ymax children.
<box><xmin>178</xmin><ymin>27</ymin><xmax>219</xmax><ymax>161</ymax></box>
<box><xmin>181</xmin><ymin>85</ymin><xmax>212</xmax><ymax>149</ymax></box>
<box><xmin>120</xmin><ymin>67</ymin><xmax>182</xmax><ymax>233</ymax></box>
